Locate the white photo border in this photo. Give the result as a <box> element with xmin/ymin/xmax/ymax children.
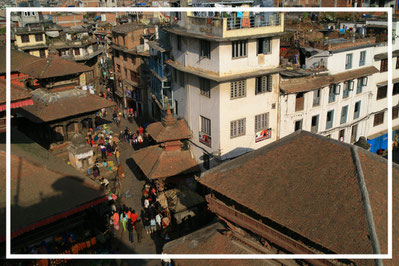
<box><xmin>6</xmin><ymin>6</ymin><xmax>393</xmax><ymax>260</ymax></box>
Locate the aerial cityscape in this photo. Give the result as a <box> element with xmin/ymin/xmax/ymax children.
<box><xmin>0</xmin><ymin>0</ymin><xmax>398</xmax><ymax>266</ymax></box>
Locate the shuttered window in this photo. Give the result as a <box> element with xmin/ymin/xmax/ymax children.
<box><xmin>230</xmin><ymin>118</ymin><xmax>246</xmax><ymax>138</ymax></box>
<box><xmin>230</xmin><ymin>80</ymin><xmax>246</xmax><ymax>99</ymax></box>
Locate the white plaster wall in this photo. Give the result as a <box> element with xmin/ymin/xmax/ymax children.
<box><xmin>327</xmin><ymin>46</ymin><xmax>375</xmax><ymax>75</ymax></box>
<box><xmin>280</xmin><ymin>78</ymin><xmax>371</xmax><ymax>144</ymax></box>
<box><xmin>218</xmin><ymin>38</ymin><xmax>280</xmax><ymax>76</ymax></box>
<box><xmin>218</xmin><ymin>74</ymin><xmax>279</xmax><ymax>159</ymax></box>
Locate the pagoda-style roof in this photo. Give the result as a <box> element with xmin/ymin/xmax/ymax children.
<box><xmin>146</xmin><ymin>109</ymin><xmax>191</xmax><ymax>143</ymax></box>
<box><xmin>131</xmin><ymin>142</ymin><xmax>200</xmax><ymax>180</ymax></box>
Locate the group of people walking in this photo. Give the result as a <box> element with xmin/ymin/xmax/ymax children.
<box><xmin>110</xmin><ymin>204</ymin><xmax>144</xmax><ymax>244</ymax></box>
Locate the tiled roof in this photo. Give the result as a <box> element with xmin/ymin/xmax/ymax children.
<box><xmin>280</xmin><ymin>66</ymin><xmax>379</xmax><ymax>94</ymax></box>
<box><xmin>163</xmin><ymin>222</ymin><xmax>272</xmax><ymax>264</ymax></box>
<box><xmin>0</xmin><ymin>47</ymin><xmax>39</xmax><ymax>74</ymax></box>
<box><xmin>17</xmin><ymin>89</ymin><xmax>116</xmax><ymax>123</ymax></box>
<box><xmin>0</xmin><ymin>79</ymin><xmax>31</xmax><ymax>104</ymax></box>
<box><xmin>0</xmin><ymin>129</ymin><xmax>104</xmax><ymax>240</ymax></box>
<box><xmin>17</xmin><ymin>56</ymin><xmax>93</xmax><ymax>79</ymax></box>
<box><xmin>200</xmin><ymin>131</ymin><xmax>393</xmax><ymax>255</ymax></box>
<box><xmin>131</xmin><ymin>145</ymin><xmax>200</xmax><ymax>180</ymax></box>
<box><xmin>146</xmin><ymin>110</ymin><xmax>191</xmax><ymax>143</ymax></box>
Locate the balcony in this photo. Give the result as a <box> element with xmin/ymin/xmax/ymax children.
<box><xmin>151</xmin><ymin>76</ymin><xmax>173</xmax><ymax>111</ymax></box>
<box><xmin>182</xmin><ymin>12</ymin><xmax>284</xmax><ymax>39</ymax></box>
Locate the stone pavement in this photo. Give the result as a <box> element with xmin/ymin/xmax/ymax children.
<box><xmin>100</xmin><ymin>111</ymin><xmax>166</xmax><ymax>264</ymax></box>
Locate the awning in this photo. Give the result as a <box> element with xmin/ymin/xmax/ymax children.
<box><xmin>0</xmin><ymin>99</ymin><xmax>34</xmax><ymax>112</ymax></box>
<box><xmin>377</xmin><ymin>78</ymin><xmax>399</xmax><ymax>87</ymax></box>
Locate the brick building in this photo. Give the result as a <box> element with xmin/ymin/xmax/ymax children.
<box><xmin>51</xmin><ymin>13</ymin><xmax>84</xmax><ymax>28</ymax></box>
<box><xmin>111</xmin><ymin>23</ymin><xmax>155</xmax><ymax>116</ymax></box>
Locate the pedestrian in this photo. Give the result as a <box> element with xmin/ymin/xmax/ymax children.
<box><xmin>112</xmin><ymin>141</ymin><xmax>118</xmax><ymax>152</ymax></box>
<box><xmin>135</xmin><ymin>218</ymin><xmax>144</xmax><ymax>243</ymax></box>
<box><xmin>138</xmin><ymin>126</ymin><xmax>144</xmax><ymax>135</ymax></box>
<box><xmin>100</xmin><ymin>177</ymin><xmax>109</xmax><ymax>191</ymax></box>
<box><xmin>143</xmin><ymin>215</ymin><xmax>151</xmax><ymax>235</ymax></box>
<box><xmin>134</xmin><ymin>110</ymin><xmax>138</xmax><ymax>119</ymax></box>
<box><xmin>118</xmin><ymin>164</ymin><xmax>125</xmax><ymax>180</ymax></box>
<box><xmin>123</xmin><ymin>108</ymin><xmax>128</xmax><ymax>120</ymax></box>
<box><xmin>155</xmin><ymin>212</ymin><xmax>162</xmax><ymax>230</ymax></box>
<box><xmin>115</xmin><ymin>148</ymin><xmax>120</xmax><ymax>166</ymax></box>
<box><xmin>100</xmin><ymin>144</ymin><xmax>107</xmax><ymax>160</ymax></box>
<box><xmin>106</xmin><ymin>142</ymin><xmax>113</xmax><ymax>157</ymax></box>
<box><xmin>143</xmin><ymin>198</ymin><xmax>149</xmax><ymax>210</ymax></box>
<box><xmin>114</xmin><ymin>177</ymin><xmax>121</xmax><ymax>198</ymax></box>
<box><xmin>113</xmin><ymin>111</ymin><xmax>118</xmax><ymax>124</ymax></box>
<box><xmin>99</xmin><ymin>137</ymin><xmax>105</xmax><ymax>146</ymax></box>
<box><xmin>120</xmin><ymin>212</ymin><xmax>127</xmax><ymax>232</ymax></box>
<box><xmin>130</xmin><ymin>210</ymin><xmax>138</xmax><ymax>226</ymax></box>
<box><xmin>117</xmin><ymin>115</ymin><xmax>121</xmax><ymax>128</ymax></box>
<box><xmin>112</xmin><ymin>211</ymin><xmax>120</xmax><ymax>231</ymax></box>
<box><xmin>150</xmin><ymin>216</ymin><xmax>156</xmax><ymax>234</ymax></box>
<box><xmin>127</xmin><ymin>218</ymin><xmax>134</xmax><ymax>243</ymax></box>
<box><xmin>119</xmin><ymin>131</ymin><xmax>124</xmax><ymax>142</ymax></box>
<box><xmin>124</xmin><ymin>127</ymin><xmax>130</xmax><ymax>142</ymax></box>
<box><xmin>92</xmin><ymin>164</ymin><xmax>100</xmax><ymax>179</ymax></box>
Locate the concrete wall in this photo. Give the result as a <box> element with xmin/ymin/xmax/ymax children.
<box><xmin>327</xmin><ymin>46</ymin><xmax>375</xmax><ymax>75</ymax></box>
<box><xmin>15</xmin><ymin>32</ymin><xmax>46</xmax><ymax>48</ymax></box>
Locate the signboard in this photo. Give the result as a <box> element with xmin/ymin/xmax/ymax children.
<box><xmin>255</xmin><ymin>128</ymin><xmax>272</xmax><ymax>143</ymax></box>
<box><xmin>76</xmin><ymin>150</ymin><xmax>93</xmax><ymax>160</ymax></box>
<box><xmin>199</xmin><ymin>132</ymin><xmax>211</xmax><ymax>147</ymax></box>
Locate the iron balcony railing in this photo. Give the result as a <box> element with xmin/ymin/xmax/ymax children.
<box><xmin>226</xmin><ymin>13</ymin><xmax>281</xmax><ymax>30</ymax></box>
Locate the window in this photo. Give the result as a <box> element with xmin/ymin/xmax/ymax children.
<box><xmin>339</xmin><ymin>129</ymin><xmax>345</xmax><ymax>142</ymax></box>
<box><xmin>311</xmin><ymin>115</ymin><xmax>319</xmax><ymax>133</ymax></box>
<box><xmin>340</xmin><ymin>105</ymin><xmax>348</xmax><ymax>124</ymax></box>
<box><xmin>114</xmin><ymin>50</ymin><xmax>119</xmax><ymax>58</ymax></box>
<box><xmin>203</xmin><ymin>153</ymin><xmax>210</xmax><ymax>170</ymax></box>
<box><xmin>393</xmin><ymin>106</ymin><xmax>399</xmax><ymax>119</ymax></box>
<box><xmin>329</xmin><ymin>84</ymin><xmax>340</xmax><ymax>103</ymax></box>
<box><xmin>380</xmin><ymin>59</ymin><xmax>388</xmax><ymax>72</ymax></box>
<box><xmin>255</xmin><ymin>76</ymin><xmax>272</xmax><ymax>94</ymax></box>
<box><xmin>396</xmin><ymin>57</ymin><xmax>399</xmax><ymax>69</ymax></box>
<box><xmin>175</xmin><ymin>100</ymin><xmax>178</xmax><ymax>116</ymax></box>
<box><xmin>200</xmin><ymin>40</ymin><xmax>211</xmax><ymax>59</ymax></box>
<box><xmin>258</xmin><ymin>37</ymin><xmax>271</xmax><ymax>55</ymax></box>
<box><xmin>373</xmin><ymin>111</ymin><xmax>384</xmax><ymax>126</ymax></box>
<box><xmin>345</xmin><ymin>53</ymin><xmax>353</xmax><ymax>69</ymax></box>
<box><xmin>74</xmin><ymin>48</ymin><xmax>80</xmax><ymax>56</ymax></box>
<box><xmin>124</xmin><ymin>68</ymin><xmax>128</xmax><ymax>79</ymax></box>
<box><xmin>201</xmin><ymin>116</ymin><xmax>211</xmax><ymax>136</ymax></box>
<box><xmin>295</xmin><ymin>120</ymin><xmax>302</xmax><ymax>131</ymax></box>
<box><xmin>393</xmin><ymin>83</ymin><xmax>399</xmax><ymax>95</ymax></box>
<box><xmin>326</xmin><ymin>110</ymin><xmax>334</xmax><ymax>129</ymax></box>
<box><xmin>177</xmin><ymin>35</ymin><xmax>182</xmax><ymax>51</ymax></box>
<box><xmin>123</xmin><ymin>53</ymin><xmax>127</xmax><ymax>61</ymax></box>
<box><xmin>295</xmin><ymin>93</ymin><xmax>304</xmax><ymax>112</ymax></box>
<box><xmin>351</xmin><ymin>124</ymin><xmax>358</xmax><ymax>143</ymax></box>
<box><xmin>116</xmin><ymin>64</ymin><xmax>120</xmax><ymax>72</ymax></box>
<box><xmin>200</xmin><ymin>78</ymin><xmax>211</xmax><ymax>98</ymax></box>
<box><xmin>255</xmin><ymin>113</ymin><xmax>269</xmax><ymax>132</ymax></box>
<box><xmin>357</xmin><ymin>77</ymin><xmax>368</xmax><ymax>94</ymax></box>
<box><xmin>39</xmin><ymin>49</ymin><xmax>45</xmax><ymax>58</ymax></box>
<box><xmin>179</xmin><ymin>71</ymin><xmax>184</xmax><ymax>87</ymax></box>
<box><xmin>232</xmin><ymin>40</ymin><xmax>247</xmax><ymax>58</ymax></box>
<box><xmin>377</xmin><ymin>86</ymin><xmax>387</xmax><ymax>100</ymax></box>
<box><xmin>230</xmin><ymin>80</ymin><xmax>246</xmax><ymax>99</ymax></box>
<box><xmin>230</xmin><ymin>118</ymin><xmax>246</xmax><ymax>138</ymax></box>
<box><xmin>313</xmin><ymin>89</ymin><xmax>321</xmax><ymax>106</ymax></box>
<box><xmin>343</xmin><ymin>80</ymin><xmax>353</xmax><ymax>98</ymax></box>
<box><xmin>21</xmin><ymin>34</ymin><xmax>29</xmax><ymax>43</ymax></box>
<box><xmin>35</xmin><ymin>33</ymin><xmax>43</xmax><ymax>42</ymax></box>
<box><xmin>130</xmin><ymin>70</ymin><xmax>138</xmax><ymax>82</ymax></box>
<box><xmin>352</xmin><ymin>102</ymin><xmax>361</xmax><ymax>120</ymax></box>
<box><xmin>359</xmin><ymin>51</ymin><xmax>366</xmax><ymax>66</ymax></box>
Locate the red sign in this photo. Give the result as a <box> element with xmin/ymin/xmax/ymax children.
<box><xmin>255</xmin><ymin>128</ymin><xmax>272</xmax><ymax>143</ymax></box>
<box><xmin>199</xmin><ymin>132</ymin><xmax>212</xmax><ymax>147</ymax></box>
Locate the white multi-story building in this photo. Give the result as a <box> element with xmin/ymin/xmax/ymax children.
<box><xmin>166</xmin><ymin>11</ymin><xmax>284</xmax><ymax>169</ymax></box>
<box><xmin>280</xmin><ymin>38</ymin><xmax>382</xmax><ymax>144</ymax></box>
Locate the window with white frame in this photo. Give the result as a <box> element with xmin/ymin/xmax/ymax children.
<box><xmin>230</xmin><ymin>80</ymin><xmax>246</xmax><ymax>99</ymax></box>
<box><xmin>232</xmin><ymin>40</ymin><xmax>247</xmax><ymax>58</ymax></box>
<box><xmin>255</xmin><ymin>75</ymin><xmax>272</xmax><ymax>94</ymax></box>
<box><xmin>343</xmin><ymin>80</ymin><xmax>354</xmax><ymax>99</ymax></box>
<box><xmin>199</xmin><ymin>78</ymin><xmax>211</xmax><ymax>98</ymax></box>
<box><xmin>313</xmin><ymin>89</ymin><xmax>321</xmax><ymax>106</ymax></box>
<box><xmin>353</xmin><ymin>101</ymin><xmax>361</xmax><ymax>119</ymax></box>
<box><xmin>255</xmin><ymin>113</ymin><xmax>269</xmax><ymax>132</ymax></box>
<box><xmin>356</xmin><ymin>76</ymin><xmax>368</xmax><ymax>94</ymax></box>
<box><xmin>345</xmin><ymin>53</ymin><xmax>353</xmax><ymax>69</ymax></box>
<box><xmin>326</xmin><ymin>110</ymin><xmax>334</xmax><ymax>129</ymax></box>
<box><xmin>329</xmin><ymin>84</ymin><xmax>340</xmax><ymax>103</ymax></box>
<box><xmin>359</xmin><ymin>51</ymin><xmax>366</xmax><ymax>66</ymax></box>
<box><xmin>200</xmin><ymin>116</ymin><xmax>211</xmax><ymax>136</ymax></box>
<box><xmin>230</xmin><ymin>118</ymin><xmax>246</xmax><ymax>138</ymax></box>
<box><xmin>340</xmin><ymin>105</ymin><xmax>348</xmax><ymax>124</ymax></box>
<box><xmin>258</xmin><ymin>37</ymin><xmax>271</xmax><ymax>55</ymax></box>
<box><xmin>200</xmin><ymin>40</ymin><xmax>211</xmax><ymax>59</ymax></box>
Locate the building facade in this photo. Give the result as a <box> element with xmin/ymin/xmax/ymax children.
<box><xmin>14</xmin><ymin>26</ymin><xmax>48</xmax><ymax>57</ymax></box>
<box><xmin>166</xmin><ymin>11</ymin><xmax>284</xmax><ymax>169</ymax></box>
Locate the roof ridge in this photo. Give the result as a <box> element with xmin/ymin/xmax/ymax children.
<box><xmin>351</xmin><ymin>146</ymin><xmax>383</xmax><ymax>259</ymax></box>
